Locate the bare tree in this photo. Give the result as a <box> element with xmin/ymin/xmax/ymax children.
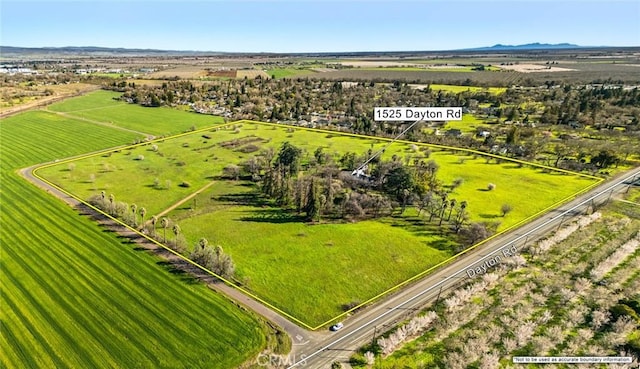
<box><xmin>501</xmin><ymin>203</ymin><xmax>513</xmax><ymax>217</ymax></box>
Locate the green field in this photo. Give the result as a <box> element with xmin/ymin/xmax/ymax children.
<box><xmin>0</xmin><ymin>109</ymin><xmax>267</xmax><ymax>368</ymax></box>
<box><xmin>265</xmin><ymin>68</ymin><xmax>317</xmax><ymax>79</ymax></box>
<box><xmin>37</xmin><ymin>111</ymin><xmax>599</xmax><ymax>326</ymax></box>
<box><xmin>48</xmin><ymin>90</ymin><xmax>225</xmax><ymax>136</ymax></box>
<box><xmin>443</xmin><ymin>114</ymin><xmax>494</xmax><ymax>133</ymax></box>
<box><xmin>428</xmin><ymin>84</ymin><xmax>506</xmax><ymax>94</ymax></box>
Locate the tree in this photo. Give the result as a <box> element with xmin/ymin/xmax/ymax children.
<box><xmin>130</xmin><ymin>203</ymin><xmax>138</xmax><ymax>226</ymax></box>
<box><xmin>160</xmin><ymin>217</ymin><xmax>169</xmax><ymax>243</ymax></box>
<box><xmin>460</xmin><ymin>222</ymin><xmax>491</xmax><ymax>245</ymax></box>
<box><xmin>314</xmin><ymin>147</ymin><xmax>327</xmax><ymax>165</ymax></box>
<box><xmin>382</xmin><ymin>165</ymin><xmax>414</xmax><ymax>200</ymax></box>
<box><xmin>243</xmin><ymin>156</ymin><xmax>263</xmax><ymax>181</ymax></box>
<box><xmin>501</xmin><ymin>204</ymin><xmax>513</xmax><ymax>217</ymax></box>
<box><xmin>213</xmin><ymin>245</ymin><xmax>235</xmax><ymax>278</ymax></box>
<box><xmin>108</xmin><ymin>194</ymin><xmax>115</xmax><ymax>214</ymax></box>
<box><xmin>591</xmin><ymin>150</ymin><xmax>619</xmax><ymax>169</ymax></box>
<box><xmin>172</xmin><ymin>224</ymin><xmax>181</xmax><ymax>243</ymax></box>
<box><xmin>303</xmin><ymin>179</ymin><xmax>321</xmax><ymax>221</ymax></box>
<box><xmin>447</xmin><ymin>199</ymin><xmax>457</xmax><ymax>221</ymax></box>
<box><xmin>275</xmin><ymin>141</ymin><xmax>302</xmax><ymax>176</ymax></box>
<box><xmin>139</xmin><ymin>207</ymin><xmax>146</xmax><ymax>227</ymax></box>
<box><xmin>223</xmin><ymin>164</ymin><xmax>240</xmax><ymax>180</ymax></box>
<box><xmin>417</xmin><ymin>192</ymin><xmax>433</xmax><ymax>216</ymax></box>
<box><xmin>150</xmin><ymin>215</ymin><xmax>158</xmax><ymax>236</ymax></box>
<box><xmin>339</xmin><ymin>152</ymin><xmax>357</xmax><ymax>170</ymax></box>
<box><xmin>453</xmin><ymin>201</ymin><xmax>469</xmax><ymax>233</ymax></box>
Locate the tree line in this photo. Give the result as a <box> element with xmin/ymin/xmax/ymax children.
<box><xmin>87</xmin><ymin>191</ymin><xmax>235</xmax><ymax>279</ymax></box>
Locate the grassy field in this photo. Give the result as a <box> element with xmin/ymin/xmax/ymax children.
<box><xmin>0</xmin><ymin>111</ymin><xmax>267</xmax><ymax>368</ymax></box>
<box><xmin>48</xmin><ymin>90</ymin><xmax>225</xmax><ymax>136</ymax></box>
<box><xmin>427</xmin><ymin>84</ymin><xmax>506</xmax><ymax>94</ymax></box>
<box><xmin>442</xmin><ymin>113</ymin><xmax>493</xmax><ymax>133</ymax></box>
<box><xmin>265</xmin><ymin>68</ymin><xmax>317</xmax><ymax>79</ymax></box>
<box><xmin>38</xmin><ymin>117</ymin><xmax>599</xmax><ymax>326</ymax></box>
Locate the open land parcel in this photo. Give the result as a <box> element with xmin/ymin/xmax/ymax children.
<box><xmin>35</xmin><ymin>91</ymin><xmax>600</xmax><ymax>327</ymax></box>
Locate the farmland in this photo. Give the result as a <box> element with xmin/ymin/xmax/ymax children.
<box><xmin>36</xmin><ymin>94</ymin><xmax>599</xmax><ymax>327</ymax></box>
<box><xmin>0</xmin><ymin>109</ymin><xmax>268</xmax><ymax>368</ymax></box>
<box><xmin>265</xmin><ymin>68</ymin><xmax>317</xmax><ymax>79</ymax></box>
<box><xmin>47</xmin><ymin>90</ymin><xmax>225</xmax><ymax>136</ymax></box>
<box><xmin>353</xmin><ymin>189</ymin><xmax>640</xmax><ymax>368</ymax></box>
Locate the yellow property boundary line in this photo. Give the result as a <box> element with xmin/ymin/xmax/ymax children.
<box><xmin>31</xmin><ymin>119</ymin><xmax>603</xmax><ymax>331</ymax></box>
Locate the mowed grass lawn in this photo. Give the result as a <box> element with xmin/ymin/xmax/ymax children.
<box><xmin>48</xmin><ymin>90</ymin><xmax>225</xmax><ymax>136</ymax></box>
<box><xmin>39</xmin><ymin>119</ymin><xmax>599</xmax><ymax>326</ymax></box>
<box><xmin>0</xmin><ymin>112</ymin><xmax>266</xmax><ymax>368</ymax></box>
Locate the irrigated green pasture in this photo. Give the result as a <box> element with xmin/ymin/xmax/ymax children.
<box><xmin>38</xmin><ymin>116</ymin><xmax>599</xmax><ymax>326</ymax></box>
<box><xmin>1</xmin><ymin>109</ymin><xmax>266</xmax><ymax>368</ymax></box>
<box><xmin>427</xmin><ymin>84</ymin><xmax>506</xmax><ymax>94</ymax></box>
<box><xmin>48</xmin><ymin>90</ymin><xmax>225</xmax><ymax>136</ymax></box>
<box><xmin>265</xmin><ymin>68</ymin><xmax>317</xmax><ymax>79</ymax></box>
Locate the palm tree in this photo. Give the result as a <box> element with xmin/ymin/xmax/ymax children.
<box><xmin>130</xmin><ymin>204</ymin><xmax>137</xmax><ymax>226</ymax></box>
<box><xmin>439</xmin><ymin>202</ymin><xmax>448</xmax><ymax>226</ymax></box>
<box><xmin>150</xmin><ymin>215</ymin><xmax>157</xmax><ymax>236</ymax></box>
<box><xmin>447</xmin><ymin>199</ymin><xmax>457</xmax><ymax>221</ymax></box>
<box><xmin>172</xmin><ymin>224</ymin><xmax>181</xmax><ymax>245</ymax></box>
<box><xmin>197</xmin><ymin>237</ymin><xmax>208</xmax><ymax>249</ymax></box>
<box><xmin>160</xmin><ymin>218</ymin><xmax>169</xmax><ymax>243</ymax></box>
<box><xmin>108</xmin><ymin>194</ymin><xmax>115</xmax><ymax>214</ymax></box>
<box><xmin>139</xmin><ymin>207</ymin><xmax>146</xmax><ymax>227</ymax></box>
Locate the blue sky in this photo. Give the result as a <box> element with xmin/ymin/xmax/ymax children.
<box><xmin>2</xmin><ymin>1</ymin><xmax>638</xmax><ymax>52</ymax></box>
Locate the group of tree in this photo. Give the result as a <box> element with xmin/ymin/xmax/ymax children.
<box><xmin>109</xmin><ymin>76</ymin><xmax>639</xmax><ymax>176</ymax></box>
<box><xmin>235</xmin><ymin>142</ymin><xmax>491</xmax><ymax>246</ymax></box>
<box><xmin>190</xmin><ymin>238</ymin><xmax>235</xmax><ymax>279</ymax></box>
<box><xmin>87</xmin><ymin>191</ymin><xmax>236</xmax><ymax>278</ymax></box>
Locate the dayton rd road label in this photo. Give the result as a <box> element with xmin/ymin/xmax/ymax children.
<box><xmin>466</xmin><ymin>244</ymin><xmax>519</xmax><ymax>278</ymax></box>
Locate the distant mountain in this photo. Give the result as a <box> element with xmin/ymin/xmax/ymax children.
<box><xmin>467</xmin><ymin>43</ymin><xmax>583</xmax><ymax>51</ymax></box>
<box><xmin>0</xmin><ymin>45</ymin><xmax>219</xmax><ymax>56</ymax></box>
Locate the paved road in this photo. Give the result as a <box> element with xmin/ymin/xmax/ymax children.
<box><xmin>288</xmin><ymin>167</ymin><xmax>640</xmax><ymax>368</ymax></box>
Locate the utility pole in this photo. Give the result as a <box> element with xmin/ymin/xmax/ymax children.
<box><xmin>556</xmin><ymin>214</ymin><xmax>566</xmax><ymax>231</ymax></box>
<box><xmin>435</xmin><ymin>284</ymin><xmax>443</xmax><ymax>305</ymax></box>
<box><xmin>605</xmin><ymin>189</ymin><xmax>614</xmax><ymax>205</ymax></box>
<box><xmin>370</xmin><ymin>325</ymin><xmax>377</xmax><ymax>349</ymax></box>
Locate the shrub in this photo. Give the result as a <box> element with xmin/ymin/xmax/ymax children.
<box><xmin>341</xmin><ymin>300</ymin><xmax>361</xmax><ymax>312</ymax></box>
<box><xmin>238</xmin><ymin>144</ymin><xmax>260</xmax><ymax>153</ymax></box>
